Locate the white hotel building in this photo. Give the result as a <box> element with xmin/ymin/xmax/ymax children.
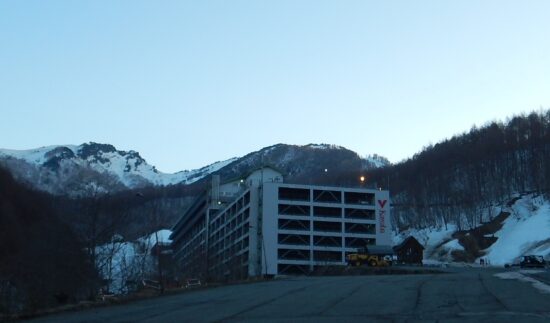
<box><xmin>170</xmin><ymin>167</ymin><xmax>391</xmax><ymax>280</ymax></box>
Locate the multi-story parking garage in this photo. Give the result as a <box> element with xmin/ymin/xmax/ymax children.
<box><xmin>170</xmin><ymin>167</ymin><xmax>391</xmax><ymax>281</ymax></box>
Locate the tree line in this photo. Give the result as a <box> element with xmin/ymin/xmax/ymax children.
<box><xmin>0</xmin><ymin>166</ymin><xmax>189</xmax><ymax>316</ymax></box>
<box><xmin>366</xmin><ymin>110</ymin><xmax>550</xmax><ymax>231</ymax></box>
<box><xmin>0</xmin><ymin>166</ymin><xmax>96</xmax><ymax>315</ymax></box>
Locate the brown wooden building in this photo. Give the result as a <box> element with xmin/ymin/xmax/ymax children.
<box><xmin>393</xmin><ymin>236</ymin><xmax>424</xmax><ymax>265</ymax></box>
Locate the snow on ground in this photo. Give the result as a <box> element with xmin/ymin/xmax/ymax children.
<box><xmin>144</xmin><ymin>229</ymin><xmax>172</xmax><ymax>244</ymax></box>
<box><xmin>443</xmin><ymin>239</ymin><xmax>464</xmax><ymax>251</ymax></box>
<box><xmin>394</xmin><ymin>225</ymin><xmax>457</xmax><ymax>253</ymax></box>
<box><xmin>483</xmin><ymin>195</ymin><xmax>550</xmax><ymax>265</ymax></box>
<box><xmin>495</xmin><ymin>270</ymin><xmax>550</xmax><ymax>294</ymax></box>
<box><xmin>394</xmin><ymin>225</ymin><xmax>465</xmax><ymax>262</ymax></box>
<box><xmin>395</xmin><ymin>194</ymin><xmax>550</xmax><ymax>265</ymax></box>
<box><xmin>96</xmin><ymin>230</ymin><xmax>172</xmax><ymax>294</ymax></box>
<box><xmin>394</xmin><ymin>225</ymin><xmax>470</xmax><ymax>266</ymax></box>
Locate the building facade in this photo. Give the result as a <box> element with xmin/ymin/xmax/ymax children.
<box><xmin>170</xmin><ymin>167</ymin><xmax>391</xmax><ymax>280</ymax></box>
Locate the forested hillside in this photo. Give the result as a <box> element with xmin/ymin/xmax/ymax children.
<box><xmin>367</xmin><ymin>111</ymin><xmax>550</xmax><ymax>231</ymax></box>
<box><xmin>0</xmin><ymin>167</ymin><xmax>95</xmax><ymax>314</ymax></box>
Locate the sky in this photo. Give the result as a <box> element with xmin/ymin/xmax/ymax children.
<box><xmin>1</xmin><ymin>1</ymin><xmax>550</xmax><ymax>173</ymax></box>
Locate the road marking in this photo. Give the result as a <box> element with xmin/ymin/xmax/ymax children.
<box><xmin>494</xmin><ymin>270</ymin><xmax>550</xmax><ymax>294</ymax></box>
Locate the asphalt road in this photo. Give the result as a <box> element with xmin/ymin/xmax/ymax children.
<box><xmin>28</xmin><ymin>268</ymin><xmax>550</xmax><ymax>323</ymax></box>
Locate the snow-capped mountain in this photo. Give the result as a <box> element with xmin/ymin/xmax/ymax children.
<box><xmin>0</xmin><ymin>142</ymin><xmax>389</xmax><ymax>196</ymax></box>
<box><xmin>0</xmin><ymin>142</ymin><xmax>236</xmax><ymax>195</ymax></box>
<box><xmin>212</xmin><ymin>143</ymin><xmax>390</xmax><ymax>185</ymax></box>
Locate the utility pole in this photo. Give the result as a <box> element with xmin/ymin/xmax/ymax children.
<box><xmin>154</xmin><ymin>224</ymin><xmax>164</xmax><ymax>294</ymax></box>
<box><xmin>137</xmin><ymin>192</ymin><xmax>164</xmax><ymax>294</ymax></box>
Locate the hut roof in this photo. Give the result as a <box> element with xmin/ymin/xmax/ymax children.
<box><xmin>393</xmin><ymin>236</ymin><xmax>424</xmax><ymax>251</ymax></box>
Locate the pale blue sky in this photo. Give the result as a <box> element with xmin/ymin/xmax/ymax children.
<box><xmin>1</xmin><ymin>1</ymin><xmax>549</xmax><ymax>172</ymax></box>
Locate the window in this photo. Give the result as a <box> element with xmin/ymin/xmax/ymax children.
<box><xmin>313</xmin><ymin>221</ymin><xmax>341</xmax><ymax>233</ymax></box>
<box><xmin>278</xmin><ymin>219</ymin><xmax>310</xmax><ymax>231</ymax></box>
<box><xmin>345</xmin><ymin>237</ymin><xmax>376</xmax><ymax>248</ymax></box>
<box><xmin>313</xmin><ymin>250</ymin><xmax>342</xmax><ymax>262</ymax></box>
<box><xmin>313</xmin><ymin>190</ymin><xmax>342</xmax><ymax>203</ymax></box>
<box><xmin>278</xmin><ymin>249</ymin><xmax>310</xmax><ymax>260</ymax></box>
<box><xmin>278</xmin><ymin>234</ymin><xmax>310</xmax><ymax>246</ymax></box>
<box><xmin>313</xmin><ymin>235</ymin><xmax>342</xmax><ymax>247</ymax></box>
<box><xmin>313</xmin><ymin>206</ymin><xmax>341</xmax><ymax>218</ymax></box>
<box><xmin>344</xmin><ymin>192</ymin><xmax>374</xmax><ymax>205</ymax></box>
<box><xmin>345</xmin><ymin>223</ymin><xmax>375</xmax><ymax>234</ymax></box>
<box><xmin>279</xmin><ymin>187</ymin><xmax>310</xmax><ymax>201</ymax></box>
<box><xmin>279</xmin><ymin>204</ymin><xmax>310</xmax><ymax>216</ymax></box>
<box><xmin>345</xmin><ymin>208</ymin><xmax>375</xmax><ymax>220</ymax></box>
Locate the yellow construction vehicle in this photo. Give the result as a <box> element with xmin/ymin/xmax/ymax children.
<box><xmin>345</xmin><ymin>246</ymin><xmax>392</xmax><ymax>267</ymax></box>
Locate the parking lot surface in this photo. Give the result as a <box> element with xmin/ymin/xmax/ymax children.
<box><xmin>29</xmin><ymin>267</ymin><xmax>550</xmax><ymax>323</ymax></box>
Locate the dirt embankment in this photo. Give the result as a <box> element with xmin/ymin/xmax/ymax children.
<box><xmin>450</xmin><ymin>211</ymin><xmax>510</xmax><ymax>262</ymax></box>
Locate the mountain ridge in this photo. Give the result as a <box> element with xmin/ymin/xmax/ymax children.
<box><xmin>0</xmin><ymin>142</ymin><xmax>389</xmax><ymax>196</ymax></box>
<box><xmin>0</xmin><ymin>142</ymin><xmax>238</xmax><ymax>196</ymax></box>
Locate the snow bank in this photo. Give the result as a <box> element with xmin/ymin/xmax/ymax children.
<box><xmin>396</xmin><ymin>194</ymin><xmax>550</xmax><ymax>265</ymax></box>
<box><xmin>495</xmin><ymin>270</ymin><xmax>550</xmax><ymax>294</ymax></box>
<box><xmin>394</xmin><ymin>225</ymin><xmax>461</xmax><ymax>262</ymax></box>
<box><xmin>142</xmin><ymin>229</ymin><xmax>172</xmax><ymax>245</ymax></box>
<box><xmin>394</xmin><ymin>225</ymin><xmax>457</xmax><ymax>250</ymax></box>
<box><xmin>483</xmin><ymin>195</ymin><xmax>550</xmax><ymax>265</ymax></box>
<box><xmin>96</xmin><ymin>229</ymin><xmax>172</xmax><ymax>294</ymax></box>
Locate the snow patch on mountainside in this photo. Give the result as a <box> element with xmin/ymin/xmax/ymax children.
<box><xmin>0</xmin><ymin>143</ymin><xmax>238</xmax><ymax>191</ymax></box>
<box><xmin>0</xmin><ymin>142</ymin><xmax>387</xmax><ymax>196</ymax></box>
<box><xmin>306</xmin><ymin>143</ymin><xmax>344</xmax><ymax>150</ymax></box>
<box><xmin>0</xmin><ymin>145</ymin><xmax>78</xmax><ymax>165</ymax></box>
<box><xmin>396</xmin><ymin>194</ymin><xmax>550</xmax><ymax>265</ymax></box>
<box><xmin>174</xmin><ymin>158</ymin><xmax>237</xmax><ymax>185</ymax></box>
<box><xmin>482</xmin><ymin>195</ymin><xmax>550</xmax><ymax>265</ymax></box>
<box><xmin>365</xmin><ymin>154</ymin><xmax>391</xmax><ymax>168</ymax></box>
